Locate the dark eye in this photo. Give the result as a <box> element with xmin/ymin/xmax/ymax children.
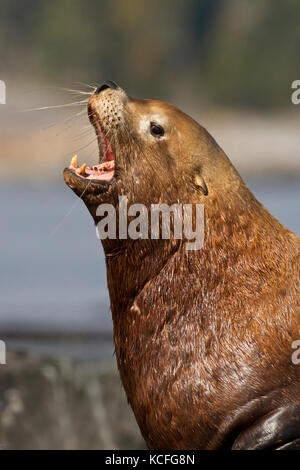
<box><xmin>150</xmin><ymin>122</ymin><xmax>164</xmax><ymax>138</ymax></box>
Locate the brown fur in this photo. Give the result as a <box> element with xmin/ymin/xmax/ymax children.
<box><xmin>64</xmin><ymin>86</ymin><xmax>300</xmax><ymax>449</ymax></box>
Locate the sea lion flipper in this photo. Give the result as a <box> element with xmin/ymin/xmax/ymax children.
<box><xmin>276</xmin><ymin>438</ymin><xmax>300</xmax><ymax>450</ymax></box>
<box><xmin>232</xmin><ymin>404</ymin><xmax>300</xmax><ymax>450</ymax></box>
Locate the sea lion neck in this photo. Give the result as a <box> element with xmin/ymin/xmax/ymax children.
<box><xmin>101</xmin><ymin>173</ymin><xmax>262</xmax><ymax>319</ymax></box>
<box><xmin>104</xmin><ymin>237</ymin><xmax>181</xmax><ymax>315</ymax></box>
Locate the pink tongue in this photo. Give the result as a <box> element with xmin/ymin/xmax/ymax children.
<box><xmin>87</xmin><ymin>170</ymin><xmax>114</xmax><ymax>181</ymax></box>
<box><xmin>84</xmin><ymin>161</ymin><xmax>115</xmax><ymax>181</ymax></box>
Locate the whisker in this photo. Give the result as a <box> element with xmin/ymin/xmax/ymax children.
<box><xmin>42</xmin><ymin>108</ymin><xmax>88</xmax><ymax>134</ymax></box>
<box><xmin>48</xmin><ymin>180</ymin><xmax>92</xmax><ymax>238</ymax></box>
<box><xmin>84</xmin><ymin>143</ymin><xmax>99</xmax><ymax>162</ymax></box>
<box><xmin>21</xmin><ymin>99</ymin><xmax>89</xmax><ymax>112</ymax></box>
<box><xmin>75</xmin><ymin>81</ymin><xmax>97</xmax><ymax>91</ymax></box>
<box><xmin>43</xmin><ymin>86</ymin><xmax>92</xmax><ymax>96</ymax></box>
<box><xmin>71</xmin><ymin>136</ymin><xmax>98</xmax><ymax>154</ymax></box>
<box><xmin>71</xmin><ymin>130</ymin><xmax>95</xmax><ymax>142</ymax></box>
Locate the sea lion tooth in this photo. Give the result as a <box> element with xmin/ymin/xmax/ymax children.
<box><xmin>78</xmin><ymin>163</ymin><xmax>86</xmax><ymax>175</ymax></box>
<box><xmin>70</xmin><ymin>155</ymin><xmax>78</xmax><ymax>168</ymax></box>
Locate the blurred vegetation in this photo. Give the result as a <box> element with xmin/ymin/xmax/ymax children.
<box><xmin>0</xmin><ymin>0</ymin><xmax>300</xmax><ymax>108</ymax></box>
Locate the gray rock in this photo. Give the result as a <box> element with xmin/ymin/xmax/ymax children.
<box><xmin>0</xmin><ymin>352</ymin><xmax>145</xmax><ymax>450</ymax></box>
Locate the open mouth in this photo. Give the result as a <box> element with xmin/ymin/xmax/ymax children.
<box><xmin>63</xmin><ymin>115</ymin><xmax>116</xmax><ymax>194</ymax></box>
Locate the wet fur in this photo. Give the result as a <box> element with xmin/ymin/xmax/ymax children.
<box><xmin>65</xmin><ymin>87</ymin><xmax>300</xmax><ymax>449</ymax></box>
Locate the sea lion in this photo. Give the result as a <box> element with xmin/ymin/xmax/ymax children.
<box><xmin>63</xmin><ymin>81</ymin><xmax>300</xmax><ymax>450</ymax></box>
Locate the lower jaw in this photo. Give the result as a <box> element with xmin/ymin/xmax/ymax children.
<box><xmin>63</xmin><ymin>167</ymin><xmax>114</xmax><ymax>195</ymax></box>
<box><xmin>63</xmin><ymin>154</ymin><xmax>116</xmax><ymax>194</ymax></box>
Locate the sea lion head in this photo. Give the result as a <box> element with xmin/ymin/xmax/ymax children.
<box><xmin>63</xmin><ymin>81</ymin><xmax>235</xmax><ymax>219</ymax></box>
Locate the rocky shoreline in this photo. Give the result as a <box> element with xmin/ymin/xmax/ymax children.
<box><xmin>0</xmin><ymin>351</ymin><xmax>145</xmax><ymax>450</ymax></box>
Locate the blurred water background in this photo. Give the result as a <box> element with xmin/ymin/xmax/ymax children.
<box><xmin>0</xmin><ymin>0</ymin><xmax>299</xmax><ymax>360</ymax></box>
<box><xmin>0</xmin><ymin>179</ymin><xmax>299</xmax><ymax>361</ymax></box>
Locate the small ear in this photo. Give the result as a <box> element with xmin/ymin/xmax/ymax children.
<box><xmin>193</xmin><ymin>173</ymin><xmax>208</xmax><ymax>196</ymax></box>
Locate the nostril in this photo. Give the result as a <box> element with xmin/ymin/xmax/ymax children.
<box><xmin>95</xmin><ymin>80</ymin><xmax>119</xmax><ymax>95</ymax></box>
<box><xmin>96</xmin><ymin>84</ymin><xmax>109</xmax><ymax>94</ymax></box>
